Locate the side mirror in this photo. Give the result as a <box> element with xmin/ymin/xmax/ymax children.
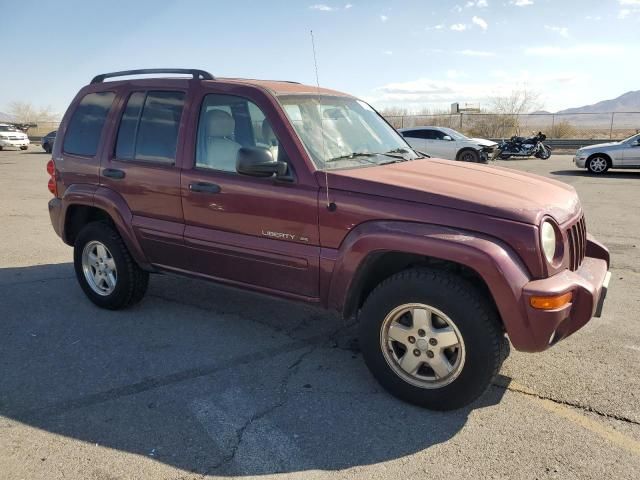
<box><xmin>237</xmin><ymin>147</ymin><xmax>287</xmax><ymax>178</ymax></box>
<box><xmin>443</xmin><ymin>135</ymin><xmax>454</xmax><ymax>141</ymax></box>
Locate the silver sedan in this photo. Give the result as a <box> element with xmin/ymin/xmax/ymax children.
<box><xmin>575</xmin><ymin>133</ymin><xmax>640</xmax><ymax>174</ymax></box>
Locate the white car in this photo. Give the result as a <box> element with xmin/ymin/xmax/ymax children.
<box><xmin>0</xmin><ymin>124</ymin><xmax>30</xmax><ymax>151</ymax></box>
<box><xmin>574</xmin><ymin>133</ymin><xmax>640</xmax><ymax>174</ymax></box>
<box><xmin>399</xmin><ymin>126</ymin><xmax>496</xmax><ymax>163</ymax></box>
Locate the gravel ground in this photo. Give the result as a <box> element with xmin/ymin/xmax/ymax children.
<box><xmin>1</xmin><ymin>146</ymin><xmax>639</xmax><ymax>480</ymax></box>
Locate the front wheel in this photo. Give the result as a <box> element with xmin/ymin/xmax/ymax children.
<box><xmin>587</xmin><ymin>155</ymin><xmax>609</xmax><ymax>174</ymax></box>
<box><xmin>20</xmin><ymin>146</ymin><xmax>28</xmax><ymax>151</ymax></box>
<box><xmin>74</xmin><ymin>221</ymin><xmax>149</xmax><ymax>310</ymax></box>
<box><xmin>535</xmin><ymin>145</ymin><xmax>551</xmax><ymax>159</ymax></box>
<box><xmin>359</xmin><ymin>268</ymin><xmax>505</xmax><ymax>410</ymax></box>
<box><xmin>457</xmin><ymin>149</ymin><xmax>480</xmax><ymax>163</ymax></box>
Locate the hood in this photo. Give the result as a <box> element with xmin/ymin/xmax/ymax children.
<box><xmin>579</xmin><ymin>141</ymin><xmax>621</xmax><ymax>151</ymax></box>
<box><xmin>471</xmin><ymin>138</ymin><xmax>497</xmax><ymax>147</ymax></box>
<box><xmin>326</xmin><ymin>158</ymin><xmax>580</xmax><ymax>225</ymax></box>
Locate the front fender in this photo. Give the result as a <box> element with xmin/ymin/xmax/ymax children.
<box><xmin>326</xmin><ymin>221</ymin><xmax>536</xmax><ymax>350</ymax></box>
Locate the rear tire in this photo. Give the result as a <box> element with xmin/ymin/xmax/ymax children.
<box><xmin>359</xmin><ymin>268</ymin><xmax>504</xmax><ymax>410</ymax></box>
<box><xmin>73</xmin><ymin>221</ymin><xmax>149</xmax><ymax>310</ymax></box>
<box><xmin>587</xmin><ymin>155</ymin><xmax>609</xmax><ymax>174</ymax></box>
<box><xmin>20</xmin><ymin>146</ymin><xmax>28</xmax><ymax>151</ymax></box>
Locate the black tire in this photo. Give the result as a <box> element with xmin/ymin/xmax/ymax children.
<box><xmin>587</xmin><ymin>155</ymin><xmax>610</xmax><ymax>174</ymax></box>
<box><xmin>20</xmin><ymin>146</ymin><xmax>28</xmax><ymax>151</ymax></box>
<box><xmin>0</xmin><ymin>146</ymin><xmax>3</xmax><ymax>151</ymax></box>
<box><xmin>457</xmin><ymin>149</ymin><xmax>480</xmax><ymax>163</ymax></box>
<box><xmin>43</xmin><ymin>143</ymin><xmax>51</xmax><ymax>153</ymax></box>
<box><xmin>498</xmin><ymin>153</ymin><xmax>511</xmax><ymax>160</ymax></box>
<box><xmin>73</xmin><ymin>221</ymin><xmax>149</xmax><ymax>310</ymax></box>
<box><xmin>359</xmin><ymin>268</ymin><xmax>504</xmax><ymax>410</ymax></box>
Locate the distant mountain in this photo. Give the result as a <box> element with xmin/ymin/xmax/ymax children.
<box><xmin>557</xmin><ymin>90</ymin><xmax>640</xmax><ymax>114</ymax></box>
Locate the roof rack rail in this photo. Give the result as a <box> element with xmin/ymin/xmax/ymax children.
<box><xmin>222</xmin><ymin>77</ymin><xmax>301</xmax><ymax>84</ymax></box>
<box><xmin>90</xmin><ymin>68</ymin><xmax>215</xmax><ymax>84</ymax></box>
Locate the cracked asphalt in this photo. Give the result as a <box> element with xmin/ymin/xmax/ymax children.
<box><xmin>1</xmin><ymin>147</ymin><xmax>639</xmax><ymax>479</ymax></box>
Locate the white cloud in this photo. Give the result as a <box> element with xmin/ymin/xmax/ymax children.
<box><xmin>472</xmin><ymin>16</ymin><xmax>488</xmax><ymax>30</ymax></box>
<box><xmin>544</xmin><ymin>25</ymin><xmax>569</xmax><ymax>38</ymax></box>
<box><xmin>380</xmin><ymin>14</ymin><xmax>388</xmax><ymax>22</ymax></box>
<box><xmin>512</xmin><ymin>0</ymin><xmax>534</xmax><ymax>6</ymax></box>
<box><xmin>383</xmin><ymin>50</ymin><xmax>393</xmax><ymax>55</ymax></box>
<box><xmin>466</xmin><ymin>0</ymin><xmax>488</xmax><ymax>7</ymax></box>
<box><xmin>619</xmin><ymin>0</ymin><xmax>640</xmax><ymax>4</ymax></box>
<box><xmin>525</xmin><ymin>44</ymin><xmax>626</xmax><ymax>56</ymax></box>
<box><xmin>450</xmin><ymin>23</ymin><xmax>467</xmax><ymax>31</ymax></box>
<box><xmin>426</xmin><ymin>24</ymin><xmax>445</xmax><ymax>30</ymax></box>
<box><xmin>309</xmin><ymin>3</ymin><xmax>353</xmax><ymax>11</ymax></box>
<box><xmin>309</xmin><ymin>4</ymin><xmax>334</xmax><ymax>11</ymax></box>
<box><xmin>457</xmin><ymin>49</ymin><xmax>496</xmax><ymax>56</ymax></box>
<box><xmin>452</xmin><ymin>5</ymin><xmax>463</xmax><ymax>12</ymax></box>
<box><xmin>618</xmin><ymin>9</ymin><xmax>631</xmax><ymax>18</ymax></box>
<box><xmin>447</xmin><ymin>69</ymin><xmax>466</xmax><ymax>79</ymax></box>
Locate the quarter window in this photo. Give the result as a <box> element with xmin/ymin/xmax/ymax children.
<box><xmin>115</xmin><ymin>91</ymin><xmax>185</xmax><ymax>164</ymax></box>
<box><xmin>63</xmin><ymin>92</ymin><xmax>115</xmax><ymax>156</ymax></box>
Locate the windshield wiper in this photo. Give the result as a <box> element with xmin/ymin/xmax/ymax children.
<box><xmin>325</xmin><ymin>152</ymin><xmax>378</xmax><ymax>163</ymax></box>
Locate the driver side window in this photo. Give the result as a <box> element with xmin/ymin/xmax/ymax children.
<box><xmin>196</xmin><ymin>94</ymin><xmax>279</xmax><ymax>172</ymax></box>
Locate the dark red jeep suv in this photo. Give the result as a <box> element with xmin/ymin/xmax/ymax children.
<box><xmin>47</xmin><ymin>69</ymin><xmax>611</xmax><ymax>410</ymax></box>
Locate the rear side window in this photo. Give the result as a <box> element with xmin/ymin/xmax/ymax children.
<box><xmin>403</xmin><ymin>129</ymin><xmax>430</xmax><ymax>139</ymax></box>
<box><xmin>63</xmin><ymin>92</ymin><xmax>115</xmax><ymax>156</ymax></box>
<box><xmin>115</xmin><ymin>91</ymin><xmax>185</xmax><ymax>164</ymax></box>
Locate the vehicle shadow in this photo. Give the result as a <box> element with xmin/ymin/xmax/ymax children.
<box><xmin>0</xmin><ymin>263</ymin><xmax>508</xmax><ymax>476</ymax></box>
<box><xmin>551</xmin><ymin>169</ymin><xmax>640</xmax><ymax>179</ymax></box>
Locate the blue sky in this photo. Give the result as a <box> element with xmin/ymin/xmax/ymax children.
<box><xmin>1</xmin><ymin>0</ymin><xmax>639</xmax><ymax>116</ymax></box>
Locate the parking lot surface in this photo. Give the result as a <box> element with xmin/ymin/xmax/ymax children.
<box><xmin>1</xmin><ymin>146</ymin><xmax>639</xmax><ymax>479</ymax></box>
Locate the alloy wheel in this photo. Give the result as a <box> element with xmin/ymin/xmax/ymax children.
<box><xmin>380</xmin><ymin>303</ymin><xmax>466</xmax><ymax>389</ymax></box>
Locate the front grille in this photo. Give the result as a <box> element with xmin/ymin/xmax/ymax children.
<box><xmin>566</xmin><ymin>215</ymin><xmax>587</xmax><ymax>271</ymax></box>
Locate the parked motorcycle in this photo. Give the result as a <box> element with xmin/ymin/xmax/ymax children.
<box><xmin>492</xmin><ymin>132</ymin><xmax>552</xmax><ymax>160</ymax></box>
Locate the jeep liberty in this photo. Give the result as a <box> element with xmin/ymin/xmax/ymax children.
<box><xmin>47</xmin><ymin>69</ymin><xmax>611</xmax><ymax>410</ymax></box>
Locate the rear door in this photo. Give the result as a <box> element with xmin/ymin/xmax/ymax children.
<box><xmin>400</xmin><ymin>129</ymin><xmax>428</xmax><ymax>152</ymax></box>
<box><xmin>180</xmin><ymin>89</ymin><xmax>321</xmax><ymax>300</ymax></box>
<box><xmin>100</xmin><ymin>89</ymin><xmax>187</xmax><ymax>266</ymax></box>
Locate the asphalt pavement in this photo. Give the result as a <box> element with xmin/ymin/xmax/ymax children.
<box><xmin>1</xmin><ymin>146</ymin><xmax>639</xmax><ymax>479</ymax></box>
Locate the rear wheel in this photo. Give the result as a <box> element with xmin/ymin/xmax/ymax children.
<box><xmin>457</xmin><ymin>149</ymin><xmax>480</xmax><ymax>163</ymax></box>
<box><xmin>587</xmin><ymin>155</ymin><xmax>609</xmax><ymax>174</ymax></box>
<box><xmin>74</xmin><ymin>221</ymin><xmax>149</xmax><ymax>309</ymax></box>
<box><xmin>20</xmin><ymin>146</ymin><xmax>28</xmax><ymax>151</ymax></box>
<box><xmin>359</xmin><ymin>268</ymin><xmax>504</xmax><ymax>410</ymax></box>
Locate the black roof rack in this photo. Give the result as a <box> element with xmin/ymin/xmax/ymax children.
<box><xmin>221</xmin><ymin>77</ymin><xmax>301</xmax><ymax>84</ymax></box>
<box><xmin>90</xmin><ymin>68</ymin><xmax>215</xmax><ymax>84</ymax></box>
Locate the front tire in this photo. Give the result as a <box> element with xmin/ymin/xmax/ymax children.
<box><xmin>74</xmin><ymin>221</ymin><xmax>149</xmax><ymax>310</ymax></box>
<box><xmin>20</xmin><ymin>146</ymin><xmax>28</xmax><ymax>151</ymax></box>
<box><xmin>457</xmin><ymin>149</ymin><xmax>480</xmax><ymax>163</ymax></box>
<box><xmin>359</xmin><ymin>268</ymin><xmax>504</xmax><ymax>410</ymax></box>
<box><xmin>587</xmin><ymin>155</ymin><xmax>609</xmax><ymax>174</ymax></box>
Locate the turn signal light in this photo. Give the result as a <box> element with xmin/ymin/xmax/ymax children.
<box><xmin>530</xmin><ymin>292</ymin><xmax>573</xmax><ymax>310</ymax></box>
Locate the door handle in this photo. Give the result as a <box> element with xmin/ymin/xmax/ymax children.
<box><xmin>103</xmin><ymin>168</ymin><xmax>125</xmax><ymax>179</ymax></box>
<box><xmin>189</xmin><ymin>182</ymin><xmax>221</xmax><ymax>194</ymax></box>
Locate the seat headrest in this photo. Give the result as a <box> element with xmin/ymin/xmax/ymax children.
<box><xmin>206</xmin><ymin>109</ymin><xmax>235</xmax><ymax>138</ymax></box>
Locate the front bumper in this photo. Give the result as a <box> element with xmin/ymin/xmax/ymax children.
<box><xmin>0</xmin><ymin>138</ymin><xmax>30</xmax><ymax>148</ymax></box>
<box><xmin>516</xmin><ymin>236</ymin><xmax>610</xmax><ymax>352</ymax></box>
<box><xmin>574</xmin><ymin>154</ymin><xmax>587</xmax><ymax>168</ymax></box>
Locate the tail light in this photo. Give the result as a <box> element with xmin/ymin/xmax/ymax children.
<box><xmin>47</xmin><ymin>159</ymin><xmax>57</xmax><ymax>196</ymax></box>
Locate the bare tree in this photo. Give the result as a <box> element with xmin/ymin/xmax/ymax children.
<box><xmin>479</xmin><ymin>88</ymin><xmax>543</xmax><ymax>138</ymax></box>
<box><xmin>7</xmin><ymin>101</ymin><xmax>59</xmax><ymax>124</ymax></box>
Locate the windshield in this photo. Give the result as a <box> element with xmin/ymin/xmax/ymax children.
<box><xmin>0</xmin><ymin>125</ymin><xmax>18</xmax><ymax>132</ymax></box>
<box><xmin>439</xmin><ymin>127</ymin><xmax>469</xmax><ymax>141</ymax></box>
<box><xmin>623</xmin><ymin>133</ymin><xmax>640</xmax><ymax>143</ymax></box>
<box><xmin>277</xmin><ymin>95</ymin><xmax>420</xmax><ymax>169</ymax></box>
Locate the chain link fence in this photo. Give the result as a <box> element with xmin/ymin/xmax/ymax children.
<box><xmin>384</xmin><ymin>112</ymin><xmax>640</xmax><ymax>140</ymax></box>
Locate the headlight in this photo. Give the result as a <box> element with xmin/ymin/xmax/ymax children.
<box><xmin>541</xmin><ymin>220</ymin><xmax>558</xmax><ymax>264</ymax></box>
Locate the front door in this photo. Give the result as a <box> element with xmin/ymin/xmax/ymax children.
<box><xmin>623</xmin><ymin>135</ymin><xmax>640</xmax><ymax>166</ymax></box>
<box><xmin>180</xmin><ymin>91</ymin><xmax>321</xmax><ymax>300</ymax></box>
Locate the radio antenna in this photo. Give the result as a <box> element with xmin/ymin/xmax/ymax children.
<box><xmin>310</xmin><ymin>30</ymin><xmax>335</xmax><ymax>211</ymax></box>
